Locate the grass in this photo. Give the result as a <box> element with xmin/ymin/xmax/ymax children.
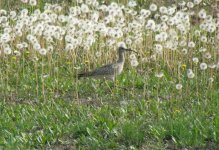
<box><xmin>0</xmin><ymin>90</ymin><xmax>218</xmax><ymax>149</ymax></box>
<box><xmin>0</xmin><ymin>62</ymin><xmax>218</xmax><ymax>149</ymax></box>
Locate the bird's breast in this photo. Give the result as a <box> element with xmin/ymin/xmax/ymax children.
<box><xmin>112</xmin><ymin>63</ymin><xmax>124</xmax><ymax>75</ymax></box>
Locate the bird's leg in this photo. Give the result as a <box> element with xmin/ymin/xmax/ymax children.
<box><xmin>103</xmin><ymin>78</ymin><xmax>113</xmax><ymax>93</ymax></box>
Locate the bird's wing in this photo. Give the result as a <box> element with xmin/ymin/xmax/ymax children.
<box><xmin>91</xmin><ymin>63</ymin><xmax>118</xmax><ymax>76</ymax></box>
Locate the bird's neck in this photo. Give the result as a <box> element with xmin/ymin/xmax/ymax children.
<box><xmin>117</xmin><ymin>52</ymin><xmax>125</xmax><ymax>63</ymax></box>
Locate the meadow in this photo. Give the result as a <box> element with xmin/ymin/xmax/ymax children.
<box><xmin>0</xmin><ymin>0</ymin><xmax>219</xmax><ymax>149</ymax></box>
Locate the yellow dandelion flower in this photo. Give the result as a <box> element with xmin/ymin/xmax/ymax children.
<box><xmin>181</xmin><ymin>64</ymin><xmax>186</xmax><ymax>70</ymax></box>
<box><xmin>174</xmin><ymin>109</ymin><xmax>181</xmax><ymax>114</ymax></box>
<box><xmin>85</xmin><ymin>60</ymin><xmax>89</xmax><ymax>64</ymax></box>
<box><xmin>66</xmin><ymin>61</ymin><xmax>72</xmax><ymax>65</ymax></box>
<box><xmin>11</xmin><ymin>56</ymin><xmax>17</xmax><ymax>60</ymax></box>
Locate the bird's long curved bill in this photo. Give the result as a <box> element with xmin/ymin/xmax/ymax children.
<box><xmin>125</xmin><ymin>48</ymin><xmax>138</xmax><ymax>54</ymax></box>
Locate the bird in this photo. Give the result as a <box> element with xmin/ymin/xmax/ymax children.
<box><xmin>77</xmin><ymin>47</ymin><xmax>137</xmax><ymax>81</ymax></box>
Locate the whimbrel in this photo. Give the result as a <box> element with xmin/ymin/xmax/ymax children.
<box><xmin>78</xmin><ymin>47</ymin><xmax>137</xmax><ymax>81</ymax></box>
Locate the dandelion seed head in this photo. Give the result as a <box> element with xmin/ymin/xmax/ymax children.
<box><xmin>188</xmin><ymin>41</ymin><xmax>195</xmax><ymax>48</ymax></box>
<box><xmin>33</xmin><ymin>43</ymin><xmax>41</xmax><ymax>50</ymax></box>
<box><xmin>178</xmin><ymin>1</ymin><xmax>186</xmax><ymax>7</ymax></box>
<box><xmin>16</xmin><ymin>43</ymin><xmax>24</xmax><ymax>50</ymax></box>
<box><xmin>208</xmin><ymin>77</ymin><xmax>214</xmax><ymax>83</ymax></box>
<box><xmin>198</xmin><ymin>9</ymin><xmax>206</xmax><ymax>19</ymax></box>
<box><xmin>200</xmin><ymin>36</ymin><xmax>207</xmax><ymax>42</ymax></box>
<box><xmin>9</xmin><ymin>11</ymin><xmax>16</xmax><ymax>19</ymax></box>
<box><xmin>154</xmin><ymin>44</ymin><xmax>163</xmax><ymax>55</ymax></box>
<box><xmin>159</xmin><ymin>6</ymin><xmax>167</xmax><ymax>14</ymax></box>
<box><xmin>200</xmin><ymin>62</ymin><xmax>208</xmax><ymax>70</ymax></box>
<box><xmin>192</xmin><ymin>57</ymin><xmax>199</xmax><ymax>64</ymax></box>
<box><xmin>81</xmin><ymin>4</ymin><xmax>90</xmax><ymax>13</ymax></box>
<box><xmin>199</xmin><ymin>47</ymin><xmax>207</xmax><ymax>52</ymax></box>
<box><xmin>161</xmin><ymin>15</ymin><xmax>168</xmax><ymax>22</ymax></box>
<box><xmin>155</xmin><ymin>72</ymin><xmax>164</xmax><ymax>78</ymax></box>
<box><xmin>76</xmin><ymin>0</ymin><xmax>83</xmax><ymax>3</ymax></box>
<box><xmin>129</xmin><ymin>53</ymin><xmax>137</xmax><ymax>60</ymax></box>
<box><xmin>0</xmin><ymin>33</ymin><xmax>11</xmax><ymax>43</ymax></box>
<box><xmin>130</xmin><ymin>60</ymin><xmax>139</xmax><ymax>67</ymax></box>
<box><xmin>22</xmin><ymin>42</ymin><xmax>28</xmax><ymax>48</ymax></box>
<box><xmin>204</xmin><ymin>52</ymin><xmax>211</xmax><ymax>59</ymax></box>
<box><xmin>39</xmin><ymin>48</ymin><xmax>47</xmax><ymax>55</ymax></box>
<box><xmin>187</xmin><ymin>2</ymin><xmax>194</xmax><ymax>8</ymax></box>
<box><xmin>146</xmin><ymin>19</ymin><xmax>156</xmax><ymax>30</ymax></box>
<box><xmin>125</xmin><ymin>38</ymin><xmax>132</xmax><ymax>45</ymax></box>
<box><xmin>95</xmin><ymin>51</ymin><xmax>102</xmax><ymax>57</ymax></box>
<box><xmin>179</xmin><ymin>40</ymin><xmax>187</xmax><ymax>47</ymax></box>
<box><xmin>167</xmin><ymin>7</ymin><xmax>176</xmax><ymax>15</ymax></box>
<box><xmin>128</xmin><ymin>0</ymin><xmax>137</xmax><ymax>7</ymax></box>
<box><xmin>149</xmin><ymin>4</ymin><xmax>157</xmax><ymax>12</ymax></box>
<box><xmin>29</xmin><ymin>0</ymin><xmax>37</xmax><ymax>6</ymax></box>
<box><xmin>47</xmin><ymin>45</ymin><xmax>54</xmax><ymax>52</ymax></box>
<box><xmin>4</xmin><ymin>47</ymin><xmax>12</xmax><ymax>55</ymax></box>
<box><xmin>140</xmin><ymin>9</ymin><xmax>151</xmax><ymax>18</ymax></box>
<box><xmin>208</xmin><ymin>64</ymin><xmax>216</xmax><ymax>69</ymax></box>
<box><xmin>160</xmin><ymin>31</ymin><xmax>168</xmax><ymax>40</ymax></box>
<box><xmin>187</xmin><ymin>69</ymin><xmax>195</xmax><ymax>79</ymax></box>
<box><xmin>194</xmin><ymin>0</ymin><xmax>202</xmax><ymax>5</ymax></box>
<box><xmin>206</xmin><ymin>15</ymin><xmax>213</xmax><ymax>21</ymax></box>
<box><xmin>176</xmin><ymin>83</ymin><xmax>183</xmax><ymax>90</ymax></box>
<box><xmin>194</xmin><ymin>30</ymin><xmax>201</xmax><ymax>36</ymax></box>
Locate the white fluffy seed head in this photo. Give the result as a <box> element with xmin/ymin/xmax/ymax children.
<box><xmin>128</xmin><ymin>1</ymin><xmax>137</xmax><ymax>7</ymax></box>
<box><xmin>29</xmin><ymin>0</ymin><xmax>37</xmax><ymax>6</ymax></box>
<box><xmin>130</xmin><ymin>60</ymin><xmax>139</xmax><ymax>67</ymax></box>
<box><xmin>200</xmin><ymin>36</ymin><xmax>207</xmax><ymax>42</ymax></box>
<box><xmin>208</xmin><ymin>64</ymin><xmax>216</xmax><ymax>69</ymax></box>
<box><xmin>187</xmin><ymin>69</ymin><xmax>195</xmax><ymax>79</ymax></box>
<box><xmin>159</xmin><ymin>6</ymin><xmax>167</xmax><ymax>14</ymax></box>
<box><xmin>95</xmin><ymin>51</ymin><xmax>102</xmax><ymax>57</ymax></box>
<box><xmin>192</xmin><ymin>57</ymin><xmax>199</xmax><ymax>64</ymax></box>
<box><xmin>16</xmin><ymin>43</ymin><xmax>24</xmax><ymax>49</ymax></box>
<box><xmin>146</xmin><ymin>19</ymin><xmax>156</xmax><ymax>30</ymax></box>
<box><xmin>208</xmin><ymin>77</ymin><xmax>214</xmax><ymax>83</ymax></box>
<box><xmin>200</xmin><ymin>62</ymin><xmax>208</xmax><ymax>70</ymax></box>
<box><xmin>33</xmin><ymin>43</ymin><xmax>41</xmax><ymax>50</ymax></box>
<box><xmin>204</xmin><ymin>52</ymin><xmax>211</xmax><ymax>59</ymax></box>
<box><xmin>4</xmin><ymin>47</ymin><xmax>12</xmax><ymax>55</ymax></box>
<box><xmin>194</xmin><ymin>0</ymin><xmax>202</xmax><ymax>5</ymax></box>
<box><xmin>176</xmin><ymin>83</ymin><xmax>183</xmax><ymax>90</ymax></box>
<box><xmin>39</xmin><ymin>48</ymin><xmax>47</xmax><ymax>55</ymax></box>
<box><xmin>154</xmin><ymin>44</ymin><xmax>163</xmax><ymax>55</ymax></box>
<box><xmin>181</xmin><ymin>48</ymin><xmax>188</xmax><ymax>54</ymax></box>
<box><xmin>155</xmin><ymin>72</ymin><xmax>164</xmax><ymax>78</ymax></box>
<box><xmin>149</xmin><ymin>4</ymin><xmax>157</xmax><ymax>11</ymax></box>
<box><xmin>199</xmin><ymin>47</ymin><xmax>207</xmax><ymax>52</ymax></box>
<box><xmin>198</xmin><ymin>9</ymin><xmax>206</xmax><ymax>19</ymax></box>
<box><xmin>129</xmin><ymin>53</ymin><xmax>137</xmax><ymax>60</ymax></box>
<box><xmin>187</xmin><ymin>2</ymin><xmax>194</xmax><ymax>8</ymax></box>
<box><xmin>188</xmin><ymin>41</ymin><xmax>195</xmax><ymax>48</ymax></box>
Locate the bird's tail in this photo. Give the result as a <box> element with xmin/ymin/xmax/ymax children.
<box><xmin>77</xmin><ymin>72</ymin><xmax>93</xmax><ymax>79</ymax></box>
